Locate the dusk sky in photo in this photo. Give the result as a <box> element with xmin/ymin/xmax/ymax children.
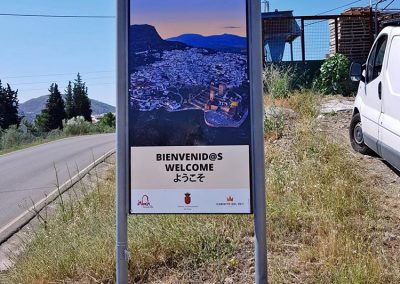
<box><xmin>130</xmin><ymin>0</ymin><xmax>247</xmax><ymax>38</ymax></box>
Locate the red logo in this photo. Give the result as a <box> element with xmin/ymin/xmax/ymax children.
<box><xmin>137</xmin><ymin>195</ymin><xmax>152</xmax><ymax>207</ymax></box>
<box><xmin>227</xmin><ymin>196</ymin><xmax>234</xmax><ymax>203</ymax></box>
<box><xmin>185</xmin><ymin>193</ymin><xmax>191</xmax><ymax>205</ymax></box>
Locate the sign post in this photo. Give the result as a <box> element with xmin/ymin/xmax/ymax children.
<box><xmin>116</xmin><ymin>0</ymin><xmax>129</xmax><ymax>283</ymax></box>
<box><xmin>248</xmin><ymin>1</ymin><xmax>267</xmax><ymax>282</ymax></box>
<box><xmin>117</xmin><ymin>0</ymin><xmax>265</xmax><ymax>281</ymax></box>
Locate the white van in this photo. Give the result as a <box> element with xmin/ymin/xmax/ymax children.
<box><xmin>349</xmin><ymin>23</ymin><xmax>400</xmax><ymax>171</ymax></box>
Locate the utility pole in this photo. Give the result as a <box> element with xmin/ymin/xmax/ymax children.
<box><xmin>374</xmin><ymin>0</ymin><xmax>386</xmax><ymax>38</ymax></box>
<box><xmin>262</xmin><ymin>0</ymin><xmax>270</xmax><ymax>13</ymax></box>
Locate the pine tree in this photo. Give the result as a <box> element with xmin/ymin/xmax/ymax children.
<box><xmin>0</xmin><ymin>81</ymin><xmax>20</xmax><ymax>129</ymax></box>
<box><xmin>64</xmin><ymin>81</ymin><xmax>75</xmax><ymax>119</ymax></box>
<box><xmin>35</xmin><ymin>110</ymin><xmax>50</xmax><ymax>133</ymax></box>
<box><xmin>47</xmin><ymin>83</ymin><xmax>66</xmax><ymax>130</ymax></box>
<box><xmin>36</xmin><ymin>83</ymin><xmax>66</xmax><ymax>131</ymax></box>
<box><xmin>73</xmin><ymin>73</ymin><xmax>92</xmax><ymax>122</ymax></box>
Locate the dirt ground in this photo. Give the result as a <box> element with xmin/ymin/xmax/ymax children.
<box><xmin>318</xmin><ymin>96</ymin><xmax>400</xmax><ymax>273</ymax></box>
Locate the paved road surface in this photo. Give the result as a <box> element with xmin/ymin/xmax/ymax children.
<box><xmin>0</xmin><ymin>134</ymin><xmax>115</xmax><ymax>237</ymax></box>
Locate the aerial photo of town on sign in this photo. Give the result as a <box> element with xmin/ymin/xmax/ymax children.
<box><xmin>129</xmin><ymin>0</ymin><xmax>250</xmax><ymax>146</ymax></box>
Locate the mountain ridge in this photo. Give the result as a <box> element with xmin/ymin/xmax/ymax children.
<box><xmin>167</xmin><ymin>33</ymin><xmax>247</xmax><ymax>51</ymax></box>
<box><xmin>19</xmin><ymin>95</ymin><xmax>115</xmax><ymax>122</ymax></box>
<box><xmin>129</xmin><ymin>24</ymin><xmax>188</xmax><ymax>52</ymax></box>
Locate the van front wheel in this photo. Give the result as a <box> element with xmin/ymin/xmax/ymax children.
<box><xmin>349</xmin><ymin>113</ymin><xmax>372</xmax><ymax>155</ymax></box>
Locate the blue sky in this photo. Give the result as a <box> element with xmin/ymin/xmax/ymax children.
<box><xmin>0</xmin><ymin>0</ymin><xmax>115</xmax><ymax>105</ymax></box>
<box><xmin>0</xmin><ymin>0</ymin><xmax>391</xmax><ymax>105</ymax></box>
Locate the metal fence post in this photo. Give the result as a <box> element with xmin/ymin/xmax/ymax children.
<box><xmin>301</xmin><ymin>19</ymin><xmax>306</xmax><ymax>61</ymax></box>
<box><xmin>335</xmin><ymin>18</ymin><xmax>339</xmax><ymax>54</ymax></box>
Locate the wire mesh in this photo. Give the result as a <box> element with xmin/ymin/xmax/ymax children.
<box><xmin>303</xmin><ymin>19</ymin><xmax>331</xmax><ymax>60</ymax></box>
<box><xmin>262</xmin><ymin>15</ymin><xmax>376</xmax><ymax>63</ymax></box>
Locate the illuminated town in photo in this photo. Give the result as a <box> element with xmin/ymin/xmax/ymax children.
<box><xmin>129</xmin><ymin>0</ymin><xmax>250</xmax><ymax>146</ymax></box>
<box><xmin>130</xmin><ymin>43</ymin><xmax>249</xmax><ymax>128</ymax></box>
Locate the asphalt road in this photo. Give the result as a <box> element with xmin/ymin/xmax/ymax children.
<box><xmin>0</xmin><ymin>134</ymin><xmax>115</xmax><ymax>237</ymax></box>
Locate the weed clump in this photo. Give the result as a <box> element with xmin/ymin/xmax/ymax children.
<box><xmin>288</xmin><ymin>90</ymin><xmax>320</xmax><ymax>119</ymax></box>
<box><xmin>263</xmin><ymin>64</ymin><xmax>296</xmax><ymax>99</ymax></box>
<box><xmin>264</xmin><ymin>105</ymin><xmax>285</xmax><ymax>141</ymax></box>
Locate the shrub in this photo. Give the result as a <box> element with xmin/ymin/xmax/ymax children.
<box><xmin>0</xmin><ymin>125</ymin><xmax>35</xmax><ymax>150</ymax></box>
<box><xmin>263</xmin><ymin>64</ymin><xmax>295</xmax><ymax>99</ymax></box>
<box><xmin>314</xmin><ymin>54</ymin><xmax>352</xmax><ymax>95</ymax></box>
<box><xmin>96</xmin><ymin>113</ymin><xmax>116</xmax><ymax>133</ymax></box>
<box><xmin>46</xmin><ymin>129</ymin><xmax>64</xmax><ymax>140</ymax></box>
<box><xmin>63</xmin><ymin>116</ymin><xmax>93</xmax><ymax>136</ymax></box>
<box><xmin>99</xmin><ymin>112</ymin><xmax>115</xmax><ymax>129</ymax></box>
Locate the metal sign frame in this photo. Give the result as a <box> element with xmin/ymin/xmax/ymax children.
<box><xmin>116</xmin><ymin>0</ymin><xmax>266</xmax><ymax>282</ymax></box>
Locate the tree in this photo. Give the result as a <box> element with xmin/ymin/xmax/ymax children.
<box><xmin>73</xmin><ymin>73</ymin><xmax>92</xmax><ymax>122</ymax></box>
<box><xmin>99</xmin><ymin>112</ymin><xmax>116</xmax><ymax>128</ymax></box>
<box><xmin>35</xmin><ymin>110</ymin><xmax>50</xmax><ymax>133</ymax></box>
<box><xmin>0</xmin><ymin>81</ymin><xmax>20</xmax><ymax>130</ymax></box>
<box><xmin>64</xmin><ymin>81</ymin><xmax>75</xmax><ymax>119</ymax></box>
<box><xmin>35</xmin><ymin>83</ymin><xmax>66</xmax><ymax>132</ymax></box>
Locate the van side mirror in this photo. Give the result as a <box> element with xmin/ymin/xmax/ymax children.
<box><xmin>350</xmin><ymin>62</ymin><xmax>364</xmax><ymax>82</ymax></box>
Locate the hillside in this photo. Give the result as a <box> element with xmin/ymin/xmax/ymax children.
<box><xmin>167</xmin><ymin>33</ymin><xmax>247</xmax><ymax>52</ymax></box>
<box><xmin>19</xmin><ymin>95</ymin><xmax>115</xmax><ymax>122</ymax></box>
<box><xmin>129</xmin><ymin>24</ymin><xmax>187</xmax><ymax>52</ymax></box>
<box><xmin>129</xmin><ymin>24</ymin><xmax>188</xmax><ymax>73</ymax></box>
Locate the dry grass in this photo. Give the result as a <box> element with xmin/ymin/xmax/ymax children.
<box><xmin>6</xmin><ymin>91</ymin><xmax>398</xmax><ymax>283</ymax></box>
<box><xmin>266</xmin><ymin>91</ymin><xmax>395</xmax><ymax>283</ymax></box>
<box><xmin>7</xmin><ymin>169</ymin><xmax>254</xmax><ymax>283</ymax></box>
<box><xmin>263</xmin><ymin>95</ymin><xmax>291</xmax><ymax>109</ymax></box>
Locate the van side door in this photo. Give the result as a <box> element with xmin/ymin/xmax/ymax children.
<box><xmin>380</xmin><ymin>33</ymin><xmax>400</xmax><ymax>170</ymax></box>
<box><xmin>362</xmin><ymin>34</ymin><xmax>388</xmax><ymax>153</ymax></box>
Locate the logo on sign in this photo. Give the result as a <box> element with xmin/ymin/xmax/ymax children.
<box><xmin>185</xmin><ymin>193</ymin><xmax>191</xmax><ymax>205</ymax></box>
<box><xmin>137</xmin><ymin>195</ymin><xmax>153</xmax><ymax>208</ymax></box>
<box><xmin>216</xmin><ymin>196</ymin><xmax>245</xmax><ymax>207</ymax></box>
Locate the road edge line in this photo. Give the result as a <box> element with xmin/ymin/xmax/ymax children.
<box><xmin>0</xmin><ymin>149</ymin><xmax>116</xmax><ymax>245</ymax></box>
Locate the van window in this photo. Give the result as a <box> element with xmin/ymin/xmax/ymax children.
<box><xmin>387</xmin><ymin>36</ymin><xmax>400</xmax><ymax>94</ymax></box>
<box><xmin>367</xmin><ymin>35</ymin><xmax>388</xmax><ymax>83</ymax></box>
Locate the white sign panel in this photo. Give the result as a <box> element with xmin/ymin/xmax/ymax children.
<box><xmin>131</xmin><ymin>146</ymin><xmax>251</xmax><ymax>213</ymax></box>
